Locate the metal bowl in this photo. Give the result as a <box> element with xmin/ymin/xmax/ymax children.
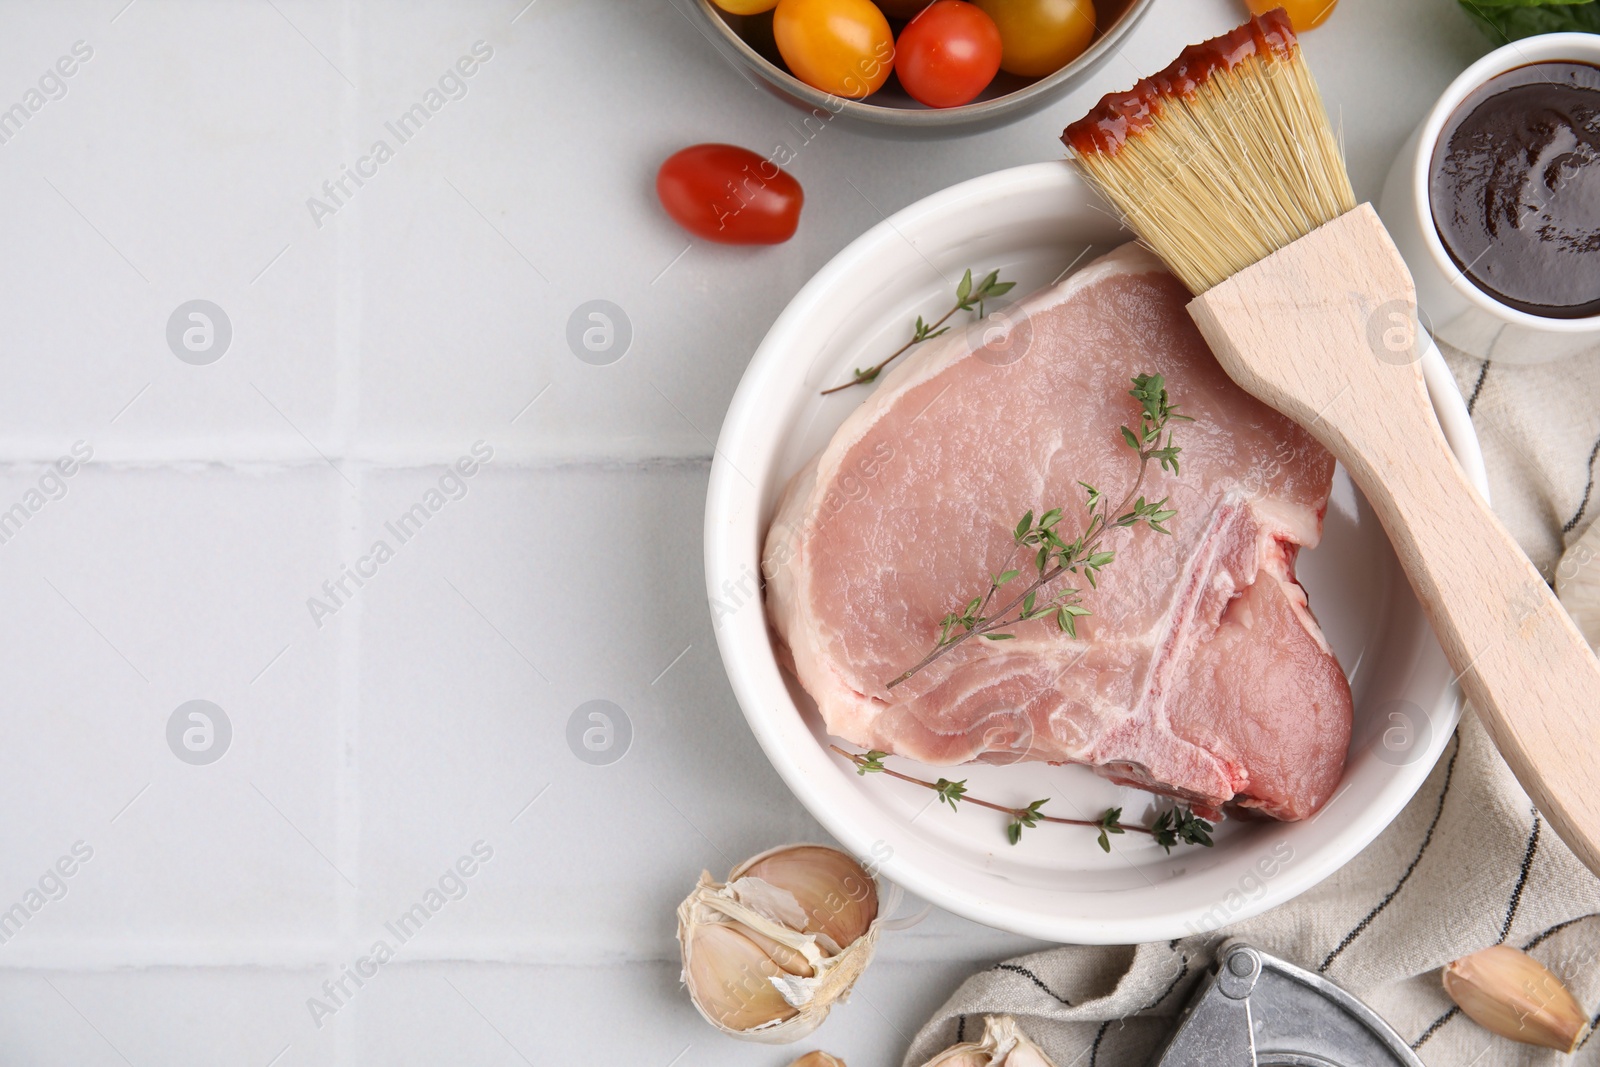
<box><xmin>683</xmin><ymin>0</ymin><xmax>1157</xmax><ymax>138</ymax></box>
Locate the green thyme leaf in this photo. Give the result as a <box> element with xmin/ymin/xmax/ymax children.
<box><xmin>836</xmin><ymin>749</ymin><xmax>1217</xmax><ymax>854</ymax></box>
<box><xmin>856</xmin><ymin>750</ymin><xmax>889</xmax><ymax>775</ymax></box>
<box><xmin>826</xmin><ymin>267</ymin><xmax>1014</xmax><ymax>394</ymax></box>
<box><xmin>934</xmin><ymin>778</ymin><xmax>967</xmax><ymax>810</ymax></box>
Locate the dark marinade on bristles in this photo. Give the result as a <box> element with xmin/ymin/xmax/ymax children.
<box><xmin>1063</xmin><ymin>10</ymin><xmax>1298</xmax><ymax>157</ymax></box>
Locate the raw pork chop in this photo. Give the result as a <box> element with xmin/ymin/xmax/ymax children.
<box><xmin>763</xmin><ymin>244</ymin><xmax>1352</xmax><ymax>820</ymax></box>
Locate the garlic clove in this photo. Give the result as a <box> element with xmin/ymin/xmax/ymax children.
<box><xmin>923</xmin><ymin>1053</ymin><xmax>990</xmax><ymax>1067</ymax></box>
<box><xmin>1443</xmin><ymin>944</ymin><xmax>1591</xmax><ymax>1053</ymax></box>
<box><xmin>788</xmin><ymin>1053</ymin><xmax>847</xmax><ymax>1067</ymax></box>
<box><xmin>684</xmin><ymin>922</ymin><xmax>799</xmax><ymax>1033</ymax></box>
<box><xmin>740</xmin><ymin>923</ymin><xmax>817</xmax><ymax>978</ymax></box>
<box><xmin>918</xmin><ymin>1015</ymin><xmax>1061</xmax><ymax>1067</ymax></box>
<box><xmin>738</xmin><ymin>845</ymin><xmax>879</xmax><ymax>949</ymax></box>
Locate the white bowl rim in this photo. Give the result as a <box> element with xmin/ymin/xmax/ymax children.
<box><xmin>705</xmin><ymin>161</ymin><xmax>1486</xmax><ymax>942</ymax></box>
<box><xmin>1407</xmin><ymin>32</ymin><xmax>1600</xmax><ymax>331</ymax></box>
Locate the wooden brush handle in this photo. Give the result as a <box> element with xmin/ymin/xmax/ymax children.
<box><xmin>1188</xmin><ymin>205</ymin><xmax>1600</xmax><ymax>876</ymax></box>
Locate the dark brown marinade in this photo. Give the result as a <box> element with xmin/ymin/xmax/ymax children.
<box><xmin>1430</xmin><ymin>61</ymin><xmax>1600</xmax><ymax>319</ymax></box>
<box><xmin>1062</xmin><ymin>10</ymin><xmax>1297</xmax><ymax>157</ymax></box>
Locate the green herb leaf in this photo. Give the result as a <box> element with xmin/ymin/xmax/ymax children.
<box><xmin>934</xmin><ymin>777</ymin><xmax>967</xmax><ymax>810</ymax></box>
<box><xmin>1008</xmin><ymin>798</ymin><xmax>1049</xmax><ymax>844</ymax></box>
<box><xmin>836</xmin><ymin>749</ymin><xmax>1217</xmax><ymax>854</ymax></box>
<box><xmin>825</xmin><ymin>267</ymin><xmax>1014</xmax><ymax>394</ymax></box>
<box><xmin>1460</xmin><ymin>0</ymin><xmax>1600</xmax><ymax>41</ymax></box>
<box><xmin>856</xmin><ymin>750</ymin><xmax>889</xmax><ymax>775</ymax></box>
<box><xmin>1148</xmin><ymin>807</ymin><xmax>1213</xmax><ymax>853</ymax></box>
<box><xmin>1092</xmin><ymin>807</ymin><xmax>1122</xmax><ymax>852</ymax></box>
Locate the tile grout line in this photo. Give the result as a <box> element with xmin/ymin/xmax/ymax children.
<box><xmin>332</xmin><ymin>3</ymin><xmax>362</xmax><ymax>1066</ymax></box>
<box><xmin>0</xmin><ymin>446</ymin><xmax>718</xmax><ymax>468</ymax></box>
<box><xmin>332</xmin><ymin>467</ymin><xmax>364</xmax><ymax>1067</ymax></box>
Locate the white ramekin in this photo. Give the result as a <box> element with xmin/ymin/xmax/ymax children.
<box><xmin>1378</xmin><ymin>33</ymin><xmax>1600</xmax><ymax>364</ymax></box>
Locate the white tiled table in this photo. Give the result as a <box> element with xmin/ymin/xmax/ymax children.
<box><xmin>0</xmin><ymin>1</ymin><xmax>1489</xmax><ymax>1063</ymax></box>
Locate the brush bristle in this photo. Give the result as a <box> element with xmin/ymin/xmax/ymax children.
<box><xmin>1062</xmin><ymin>10</ymin><xmax>1356</xmax><ymax>295</ymax></box>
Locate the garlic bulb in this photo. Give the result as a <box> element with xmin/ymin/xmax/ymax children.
<box><xmin>1443</xmin><ymin>945</ymin><xmax>1590</xmax><ymax>1052</ymax></box>
<box><xmin>678</xmin><ymin>843</ymin><xmax>884</xmax><ymax>1043</ymax></box>
<box><xmin>920</xmin><ymin>1015</ymin><xmax>1060</xmax><ymax>1067</ymax></box>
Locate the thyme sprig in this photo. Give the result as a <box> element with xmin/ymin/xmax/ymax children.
<box><xmin>822</xmin><ymin>268</ymin><xmax>1015</xmax><ymax>395</ymax></box>
<box><xmin>834</xmin><ymin>746</ymin><xmax>1214</xmax><ymax>853</ymax></box>
<box><xmin>886</xmin><ymin>374</ymin><xmax>1189</xmax><ymax>690</ymax></box>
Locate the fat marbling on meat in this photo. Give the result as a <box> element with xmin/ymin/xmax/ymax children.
<box><xmin>762</xmin><ymin>244</ymin><xmax>1353</xmax><ymax>821</ymax></box>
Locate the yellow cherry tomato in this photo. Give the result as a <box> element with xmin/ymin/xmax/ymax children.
<box><xmin>711</xmin><ymin>0</ymin><xmax>779</xmax><ymax>13</ymax></box>
<box><xmin>774</xmin><ymin>0</ymin><xmax>895</xmax><ymax>98</ymax></box>
<box><xmin>972</xmin><ymin>0</ymin><xmax>1096</xmax><ymax>79</ymax></box>
<box><xmin>1247</xmin><ymin>0</ymin><xmax>1338</xmax><ymax>31</ymax></box>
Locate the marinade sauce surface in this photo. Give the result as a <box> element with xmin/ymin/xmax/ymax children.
<box><xmin>1430</xmin><ymin>61</ymin><xmax>1600</xmax><ymax>319</ymax></box>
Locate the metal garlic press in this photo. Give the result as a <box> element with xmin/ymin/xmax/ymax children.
<box><xmin>1151</xmin><ymin>942</ymin><xmax>1424</xmax><ymax>1067</ymax></box>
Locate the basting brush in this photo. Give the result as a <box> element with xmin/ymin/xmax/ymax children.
<box><xmin>1064</xmin><ymin>10</ymin><xmax>1600</xmax><ymax>874</ymax></box>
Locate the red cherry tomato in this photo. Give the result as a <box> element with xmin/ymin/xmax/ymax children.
<box><xmin>894</xmin><ymin>1</ymin><xmax>1002</xmax><ymax>109</ymax></box>
<box><xmin>655</xmin><ymin>144</ymin><xmax>804</xmax><ymax>245</ymax></box>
